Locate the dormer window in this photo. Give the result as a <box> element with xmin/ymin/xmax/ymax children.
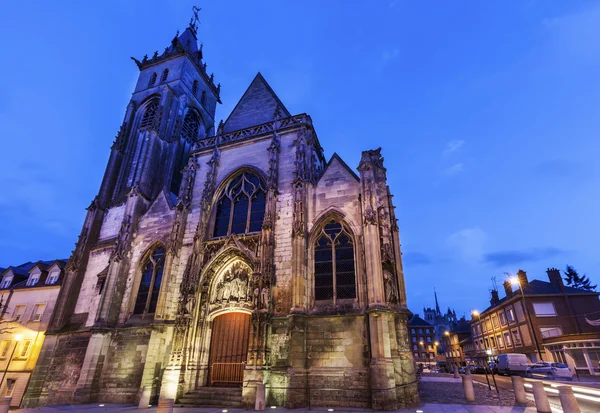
<box><xmin>47</xmin><ymin>269</ymin><xmax>60</xmax><ymax>285</ymax></box>
<box><xmin>160</xmin><ymin>69</ymin><xmax>169</xmax><ymax>83</ymax></box>
<box><xmin>0</xmin><ymin>277</ymin><xmax>12</xmax><ymax>289</ymax></box>
<box><xmin>27</xmin><ymin>269</ymin><xmax>41</xmax><ymax>286</ymax></box>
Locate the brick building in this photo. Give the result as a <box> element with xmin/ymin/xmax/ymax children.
<box><xmin>470</xmin><ymin>268</ymin><xmax>600</xmax><ymax>374</ymax></box>
<box><xmin>21</xmin><ymin>12</ymin><xmax>417</xmax><ymax>410</ymax></box>
<box><xmin>408</xmin><ymin>314</ymin><xmax>437</xmax><ymax>368</ymax></box>
<box><xmin>442</xmin><ymin>321</ymin><xmax>472</xmax><ymax>369</ymax></box>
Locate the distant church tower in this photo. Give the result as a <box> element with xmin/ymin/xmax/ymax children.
<box><xmin>23</xmin><ymin>11</ymin><xmax>417</xmax><ymax>410</ymax></box>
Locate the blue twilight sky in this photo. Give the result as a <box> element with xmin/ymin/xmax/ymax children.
<box><xmin>0</xmin><ymin>1</ymin><xmax>598</xmax><ymax>318</ymax></box>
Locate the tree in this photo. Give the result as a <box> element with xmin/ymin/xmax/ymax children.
<box><xmin>564</xmin><ymin>265</ymin><xmax>597</xmax><ymax>291</ymax></box>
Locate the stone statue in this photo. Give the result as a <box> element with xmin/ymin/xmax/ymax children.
<box><xmin>384</xmin><ymin>270</ymin><xmax>397</xmax><ymax>304</ymax></box>
<box><xmin>253</xmin><ymin>287</ymin><xmax>260</xmax><ymax>308</ymax></box>
<box><xmin>261</xmin><ymin>286</ymin><xmax>270</xmax><ymax>309</ymax></box>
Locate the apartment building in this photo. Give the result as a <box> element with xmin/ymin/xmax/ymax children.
<box><xmin>0</xmin><ymin>259</ymin><xmax>65</xmax><ymax>406</ymax></box>
<box><xmin>470</xmin><ymin>268</ymin><xmax>600</xmax><ymax>374</ymax></box>
<box><xmin>409</xmin><ymin>314</ymin><xmax>438</xmax><ymax>368</ymax></box>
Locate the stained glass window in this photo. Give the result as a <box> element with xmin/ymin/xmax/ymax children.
<box><xmin>134</xmin><ymin>247</ymin><xmax>165</xmax><ymax>315</ymax></box>
<box><xmin>213</xmin><ymin>172</ymin><xmax>266</xmax><ymax>237</ymax></box>
<box><xmin>314</xmin><ymin>219</ymin><xmax>356</xmax><ymax>301</ymax></box>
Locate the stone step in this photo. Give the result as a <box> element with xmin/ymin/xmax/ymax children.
<box><xmin>178</xmin><ymin>387</ymin><xmax>244</xmax><ymax>407</ymax></box>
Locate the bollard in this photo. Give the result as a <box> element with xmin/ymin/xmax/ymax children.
<box><xmin>557</xmin><ymin>386</ymin><xmax>581</xmax><ymax>413</ymax></box>
<box><xmin>465</xmin><ymin>366</ymin><xmax>471</xmax><ymax>375</ymax></box>
<box><xmin>462</xmin><ymin>375</ymin><xmax>475</xmax><ymax>402</ymax></box>
<box><xmin>511</xmin><ymin>375</ymin><xmax>527</xmax><ymax>404</ymax></box>
<box><xmin>138</xmin><ymin>386</ymin><xmax>151</xmax><ymax>408</ymax></box>
<box><xmin>255</xmin><ymin>382</ymin><xmax>266</xmax><ymax>411</ymax></box>
<box><xmin>0</xmin><ymin>397</ymin><xmax>11</xmax><ymax>413</ymax></box>
<box><xmin>157</xmin><ymin>398</ymin><xmax>174</xmax><ymax>413</ymax></box>
<box><xmin>453</xmin><ymin>366</ymin><xmax>460</xmax><ymax>378</ymax></box>
<box><xmin>531</xmin><ymin>381</ymin><xmax>551</xmax><ymax>413</ymax></box>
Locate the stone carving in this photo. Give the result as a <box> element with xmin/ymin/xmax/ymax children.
<box><xmin>384</xmin><ymin>270</ymin><xmax>398</xmax><ymax>304</ymax></box>
<box><xmin>211</xmin><ymin>263</ymin><xmax>252</xmax><ymax>305</ymax></box>
<box><xmin>260</xmin><ymin>286</ymin><xmax>270</xmax><ymax>310</ymax></box>
<box><xmin>177</xmin><ymin>155</ymin><xmax>197</xmax><ymax>208</ymax></box>
<box><xmin>293</xmin><ymin>129</ymin><xmax>307</xmax><ymax>181</ymax></box>
<box><xmin>357</xmin><ymin>147</ymin><xmax>385</xmax><ymax>172</ymax></box>
<box><xmin>291</xmin><ymin>181</ymin><xmax>305</xmax><ymax>237</ymax></box>
<box><xmin>201</xmin><ymin>148</ymin><xmax>220</xmax><ymax>202</ymax></box>
<box><xmin>110</xmin><ymin>214</ymin><xmax>132</xmax><ymax>262</ymax></box>
<box><xmin>66</xmin><ymin>227</ymin><xmax>89</xmax><ymax>272</ymax></box>
<box><xmin>267</xmin><ymin>132</ymin><xmax>280</xmax><ymax>189</ymax></box>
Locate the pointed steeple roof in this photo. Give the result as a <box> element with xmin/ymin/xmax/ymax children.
<box><xmin>222</xmin><ymin>73</ymin><xmax>291</xmax><ymax>133</ymax></box>
<box><xmin>434</xmin><ymin>288</ymin><xmax>441</xmax><ymax>316</ymax></box>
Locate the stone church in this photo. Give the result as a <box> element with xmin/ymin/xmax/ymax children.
<box><xmin>23</xmin><ymin>14</ymin><xmax>417</xmax><ymax>410</ymax></box>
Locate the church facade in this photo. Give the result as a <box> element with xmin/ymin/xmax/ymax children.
<box><xmin>23</xmin><ymin>16</ymin><xmax>417</xmax><ymax>410</ymax></box>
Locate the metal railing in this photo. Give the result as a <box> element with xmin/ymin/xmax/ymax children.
<box><xmin>210</xmin><ymin>362</ymin><xmax>245</xmax><ymax>384</ymax></box>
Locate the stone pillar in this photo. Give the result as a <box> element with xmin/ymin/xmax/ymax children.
<box><xmin>462</xmin><ymin>375</ymin><xmax>475</xmax><ymax>402</ymax></box>
<box><xmin>138</xmin><ymin>386</ymin><xmax>151</xmax><ymax>408</ymax></box>
<box><xmin>255</xmin><ymin>383</ymin><xmax>266</xmax><ymax>410</ymax></box>
<box><xmin>531</xmin><ymin>381</ymin><xmax>551</xmax><ymax>413</ymax></box>
<box><xmin>557</xmin><ymin>386</ymin><xmax>580</xmax><ymax>413</ymax></box>
<box><xmin>368</xmin><ymin>312</ymin><xmax>397</xmax><ymax>410</ymax></box>
<box><xmin>453</xmin><ymin>366</ymin><xmax>460</xmax><ymax>378</ymax></box>
<box><xmin>511</xmin><ymin>376</ymin><xmax>527</xmax><ymax>404</ymax></box>
<box><xmin>157</xmin><ymin>398</ymin><xmax>174</xmax><ymax>413</ymax></box>
<box><xmin>0</xmin><ymin>397</ymin><xmax>10</xmax><ymax>413</ymax></box>
<box><xmin>73</xmin><ymin>333</ymin><xmax>110</xmax><ymax>403</ymax></box>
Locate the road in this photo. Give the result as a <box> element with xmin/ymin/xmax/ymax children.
<box><xmin>471</xmin><ymin>373</ymin><xmax>600</xmax><ymax>412</ymax></box>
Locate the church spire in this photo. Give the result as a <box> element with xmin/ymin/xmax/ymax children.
<box><xmin>434</xmin><ymin>288</ymin><xmax>441</xmax><ymax>316</ymax></box>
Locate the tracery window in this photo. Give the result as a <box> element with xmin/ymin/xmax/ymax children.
<box><xmin>133</xmin><ymin>246</ymin><xmax>165</xmax><ymax>315</ymax></box>
<box><xmin>160</xmin><ymin>68</ymin><xmax>169</xmax><ymax>82</ymax></box>
<box><xmin>192</xmin><ymin>80</ymin><xmax>199</xmax><ymax>97</ymax></box>
<box><xmin>213</xmin><ymin>172</ymin><xmax>266</xmax><ymax>237</ymax></box>
<box><xmin>148</xmin><ymin>72</ymin><xmax>157</xmax><ymax>87</ymax></box>
<box><xmin>181</xmin><ymin>109</ymin><xmax>200</xmax><ymax>142</ymax></box>
<box><xmin>140</xmin><ymin>99</ymin><xmax>159</xmax><ymax>130</ymax></box>
<box><xmin>314</xmin><ymin>219</ymin><xmax>356</xmax><ymax>301</ymax></box>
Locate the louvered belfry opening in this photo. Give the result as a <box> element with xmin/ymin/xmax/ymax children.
<box><xmin>208</xmin><ymin>312</ymin><xmax>251</xmax><ymax>386</ymax></box>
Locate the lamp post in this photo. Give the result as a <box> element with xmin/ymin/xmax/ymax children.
<box><xmin>0</xmin><ymin>334</ymin><xmax>23</xmax><ymax>391</ymax></box>
<box><xmin>510</xmin><ymin>276</ymin><xmax>544</xmax><ymax>362</ymax></box>
<box><xmin>419</xmin><ymin>341</ymin><xmax>425</xmax><ymax>367</ymax></box>
<box><xmin>434</xmin><ymin>341</ymin><xmax>439</xmax><ymax>370</ymax></box>
<box><xmin>444</xmin><ymin>331</ymin><xmax>451</xmax><ymax>368</ymax></box>
<box><xmin>472</xmin><ymin>311</ymin><xmax>498</xmax><ymax>393</ymax></box>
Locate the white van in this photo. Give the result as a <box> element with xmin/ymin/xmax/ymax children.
<box><xmin>497</xmin><ymin>353</ymin><xmax>529</xmax><ymax>376</ymax></box>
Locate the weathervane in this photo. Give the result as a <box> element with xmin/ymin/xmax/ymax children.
<box><xmin>190</xmin><ymin>6</ymin><xmax>201</xmax><ymax>34</ymax></box>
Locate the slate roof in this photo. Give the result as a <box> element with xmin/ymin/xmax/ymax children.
<box><xmin>481</xmin><ymin>278</ymin><xmax>598</xmax><ymax>315</ymax></box>
<box><xmin>0</xmin><ymin>259</ymin><xmax>67</xmax><ymax>290</ymax></box>
<box><xmin>222</xmin><ymin>73</ymin><xmax>291</xmax><ymax>133</ymax></box>
<box><xmin>409</xmin><ymin>314</ymin><xmax>432</xmax><ymax>327</ymax></box>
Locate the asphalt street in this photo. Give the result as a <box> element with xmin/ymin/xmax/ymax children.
<box><xmin>471</xmin><ymin>373</ymin><xmax>600</xmax><ymax>413</ymax></box>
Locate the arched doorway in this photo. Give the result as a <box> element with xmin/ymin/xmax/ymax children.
<box><xmin>208</xmin><ymin>312</ymin><xmax>251</xmax><ymax>386</ymax></box>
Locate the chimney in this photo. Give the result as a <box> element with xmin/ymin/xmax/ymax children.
<box><xmin>490</xmin><ymin>289</ymin><xmax>500</xmax><ymax>306</ymax></box>
<box><xmin>517</xmin><ymin>269</ymin><xmax>529</xmax><ymax>286</ymax></box>
<box><xmin>547</xmin><ymin>267</ymin><xmax>565</xmax><ymax>291</ymax></box>
<box><xmin>503</xmin><ymin>280</ymin><xmax>513</xmax><ymax>298</ymax></box>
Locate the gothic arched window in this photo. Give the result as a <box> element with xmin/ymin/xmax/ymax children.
<box><xmin>314</xmin><ymin>219</ymin><xmax>356</xmax><ymax>301</ymax></box>
<box><xmin>201</xmin><ymin>90</ymin><xmax>206</xmax><ymax>106</ymax></box>
<box><xmin>213</xmin><ymin>172</ymin><xmax>266</xmax><ymax>237</ymax></box>
<box><xmin>140</xmin><ymin>99</ymin><xmax>159</xmax><ymax>130</ymax></box>
<box><xmin>134</xmin><ymin>246</ymin><xmax>165</xmax><ymax>315</ymax></box>
<box><xmin>181</xmin><ymin>109</ymin><xmax>200</xmax><ymax>142</ymax></box>
<box><xmin>192</xmin><ymin>80</ymin><xmax>199</xmax><ymax>97</ymax></box>
<box><xmin>149</xmin><ymin>72</ymin><xmax>157</xmax><ymax>87</ymax></box>
<box><xmin>160</xmin><ymin>69</ymin><xmax>169</xmax><ymax>82</ymax></box>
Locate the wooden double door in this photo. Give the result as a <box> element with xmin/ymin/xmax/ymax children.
<box><xmin>208</xmin><ymin>312</ymin><xmax>251</xmax><ymax>386</ymax></box>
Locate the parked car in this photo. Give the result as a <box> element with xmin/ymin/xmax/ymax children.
<box><xmin>497</xmin><ymin>353</ymin><xmax>529</xmax><ymax>376</ymax></box>
<box><xmin>471</xmin><ymin>365</ymin><xmax>486</xmax><ymax>374</ymax></box>
<box><xmin>489</xmin><ymin>361</ymin><xmax>498</xmax><ymax>374</ymax></box>
<box><xmin>526</xmin><ymin>362</ymin><xmax>574</xmax><ymax>380</ymax></box>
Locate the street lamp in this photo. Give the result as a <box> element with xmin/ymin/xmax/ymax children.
<box><xmin>471</xmin><ymin>311</ymin><xmax>498</xmax><ymax>393</ymax></box>
<box><xmin>510</xmin><ymin>276</ymin><xmax>544</xmax><ymax>362</ymax></box>
<box><xmin>0</xmin><ymin>334</ymin><xmax>23</xmax><ymax>390</ymax></box>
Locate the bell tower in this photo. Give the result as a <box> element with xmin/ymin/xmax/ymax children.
<box><xmin>98</xmin><ymin>8</ymin><xmax>221</xmax><ymax>206</ymax></box>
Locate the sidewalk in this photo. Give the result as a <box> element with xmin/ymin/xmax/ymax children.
<box><xmin>14</xmin><ymin>404</ymin><xmax>540</xmax><ymax>413</ymax></box>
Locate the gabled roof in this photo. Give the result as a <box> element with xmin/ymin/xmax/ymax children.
<box><xmin>480</xmin><ymin>278</ymin><xmax>599</xmax><ymax>315</ymax></box>
<box><xmin>1</xmin><ymin>259</ymin><xmax>67</xmax><ymax>290</ymax></box>
<box><xmin>318</xmin><ymin>153</ymin><xmax>360</xmax><ymax>183</ymax></box>
<box><xmin>409</xmin><ymin>314</ymin><xmax>432</xmax><ymax>327</ymax></box>
<box><xmin>221</xmin><ymin>73</ymin><xmax>291</xmax><ymax>133</ymax></box>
